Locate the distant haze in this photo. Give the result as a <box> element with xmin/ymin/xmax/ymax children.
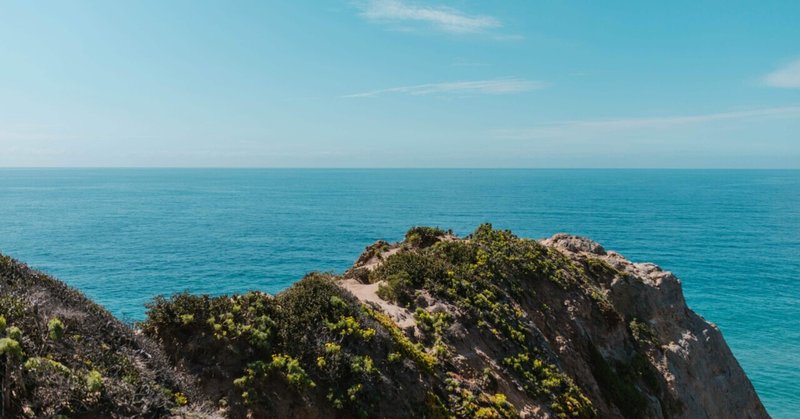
<box><xmin>1</xmin><ymin>1</ymin><xmax>799</xmax><ymax>168</ymax></box>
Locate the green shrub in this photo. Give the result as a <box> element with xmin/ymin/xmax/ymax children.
<box><xmin>431</xmin><ymin>240</ymin><xmax>476</xmax><ymax>266</ymax></box>
<box><xmin>415</xmin><ymin>309</ymin><xmax>451</xmax><ymax>337</ymax></box>
<box><xmin>370</xmin><ymin>251</ymin><xmax>448</xmax><ymax>290</ymax></box>
<box><xmin>272</xmin><ymin>273</ymin><xmax>360</xmax><ymax>356</ymax></box>
<box><xmin>179</xmin><ymin>314</ymin><xmax>194</xmax><ymax>325</ymax></box>
<box><xmin>414</xmin><ymin>308</ymin><xmax>452</xmax><ymax>354</ymax></box>
<box><xmin>48</xmin><ymin>317</ymin><xmax>65</xmax><ymax>341</ymax></box>
<box><xmin>376</xmin><ymin>271</ymin><xmax>415</xmax><ymax>306</ymax></box>
<box><xmin>350</xmin><ymin>355</ymin><xmax>376</xmax><ymax>375</ymax></box>
<box><xmin>0</xmin><ymin>337</ymin><xmax>22</xmax><ymax>357</ymax></box>
<box><xmin>236</xmin><ymin>354</ymin><xmax>316</xmax><ymax>394</ymax></box>
<box><xmin>174</xmin><ymin>392</ymin><xmax>188</xmax><ymax>406</ymax></box>
<box><xmin>326</xmin><ymin>315</ymin><xmax>376</xmax><ymax>340</ymax></box>
<box><xmin>23</xmin><ymin>357</ymin><xmax>71</xmax><ymax>375</ymax></box>
<box><xmin>86</xmin><ymin>369</ymin><xmax>103</xmax><ymax>392</ymax></box>
<box><xmin>6</xmin><ymin>325</ymin><xmax>21</xmax><ymax>340</ymax></box>
<box><xmin>405</xmin><ymin>226</ymin><xmax>447</xmax><ymax>248</ymax></box>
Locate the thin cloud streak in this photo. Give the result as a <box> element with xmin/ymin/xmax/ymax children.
<box><xmin>496</xmin><ymin>106</ymin><xmax>800</xmax><ymax>139</ymax></box>
<box><xmin>344</xmin><ymin>78</ymin><xmax>546</xmax><ymax>98</ymax></box>
<box><xmin>358</xmin><ymin>0</ymin><xmax>500</xmax><ymax>33</ymax></box>
<box><xmin>763</xmin><ymin>59</ymin><xmax>800</xmax><ymax>88</ymax></box>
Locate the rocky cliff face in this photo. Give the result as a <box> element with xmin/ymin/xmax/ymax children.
<box><xmin>0</xmin><ymin>225</ymin><xmax>769</xmax><ymax>418</ymax></box>
<box><xmin>540</xmin><ymin>234</ymin><xmax>767</xmax><ymax>418</ymax></box>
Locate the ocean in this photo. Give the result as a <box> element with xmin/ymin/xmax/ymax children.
<box><xmin>0</xmin><ymin>168</ymin><xmax>797</xmax><ymax>417</ymax></box>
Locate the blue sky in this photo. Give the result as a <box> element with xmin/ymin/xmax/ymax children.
<box><xmin>1</xmin><ymin>0</ymin><xmax>798</xmax><ymax>168</ymax></box>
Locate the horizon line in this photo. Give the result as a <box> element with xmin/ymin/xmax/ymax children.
<box><xmin>0</xmin><ymin>167</ymin><xmax>798</xmax><ymax>171</ymax></box>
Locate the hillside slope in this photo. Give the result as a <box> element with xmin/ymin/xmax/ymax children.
<box><xmin>0</xmin><ymin>254</ymin><xmax>189</xmax><ymax>417</ymax></box>
<box><xmin>1</xmin><ymin>225</ymin><xmax>769</xmax><ymax>418</ymax></box>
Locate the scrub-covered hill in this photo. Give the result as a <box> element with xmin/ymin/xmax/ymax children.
<box><xmin>0</xmin><ymin>254</ymin><xmax>188</xmax><ymax>417</ymax></box>
<box><xmin>0</xmin><ymin>225</ymin><xmax>769</xmax><ymax>418</ymax></box>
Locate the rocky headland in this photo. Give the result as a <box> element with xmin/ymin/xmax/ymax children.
<box><xmin>0</xmin><ymin>225</ymin><xmax>769</xmax><ymax>418</ymax></box>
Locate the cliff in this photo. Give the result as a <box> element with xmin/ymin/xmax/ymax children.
<box><xmin>0</xmin><ymin>225</ymin><xmax>769</xmax><ymax>418</ymax></box>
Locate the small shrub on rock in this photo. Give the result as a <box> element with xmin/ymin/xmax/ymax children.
<box><xmin>405</xmin><ymin>226</ymin><xmax>447</xmax><ymax>248</ymax></box>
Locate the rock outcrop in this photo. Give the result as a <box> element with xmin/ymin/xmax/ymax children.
<box><xmin>0</xmin><ymin>225</ymin><xmax>769</xmax><ymax>418</ymax></box>
<box><xmin>541</xmin><ymin>233</ymin><xmax>766</xmax><ymax>418</ymax></box>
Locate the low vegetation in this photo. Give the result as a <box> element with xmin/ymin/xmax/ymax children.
<box><xmin>404</xmin><ymin>226</ymin><xmax>449</xmax><ymax>248</ymax></box>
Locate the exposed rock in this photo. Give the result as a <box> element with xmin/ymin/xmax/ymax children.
<box><xmin>339</xmin><ymin>278</ymin><xmax>416</xmax><ymax>329</ymax></box>
<box><xmin>547</xmin><ymin>236</ymin><xmax>767</xmax><ymax>419</ymax></box>
<box><xmin>541</xmin><ymin>234</ymin><xmax>606</xmax><ymax>255</ymax></box>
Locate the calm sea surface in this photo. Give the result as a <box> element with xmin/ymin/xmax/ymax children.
<box><xmin>0</xmin><ymin>169</ymin><xmax>797</xmax><ymax>416</ymax></box>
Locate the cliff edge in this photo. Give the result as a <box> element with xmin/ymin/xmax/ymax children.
<box><xmin>0</xmin><ymin>225</ymin><xmax>768</xmax><ymax>418</ymax></box>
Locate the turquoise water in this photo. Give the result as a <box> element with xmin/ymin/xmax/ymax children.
<box><xmin>0</xmin><ymin>169</ymin><xmax>797</xmax><ymax>416</ymax></box>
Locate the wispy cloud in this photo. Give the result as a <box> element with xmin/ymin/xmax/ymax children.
<box><xmin>451</xmin><ymin>59</ymin><xmax>490</xmax><ymax>67</ymax></box>
<box><xmin>357</xmin><ymin>0</ymin><xmax>500</xmax><ymax>34</ymax></box>
<box><xmin>763</xmin><ymin>59</ymin><xmax>800</xmax><ymax>88</ymax></box>
<box><xmin>344</xmin><ymin>78</ymin><xmax>546</xmax><ymax>98</ymax></box>
<box><xmin>495</xmin><ymin>106</ymin><xmax>800</xmax><ymax>139</ymax></box>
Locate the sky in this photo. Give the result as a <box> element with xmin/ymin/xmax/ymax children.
<box><xmin>1</xmin><ymin>0</ymin><xmax>798</xmax><ymax>168</ymax></box>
